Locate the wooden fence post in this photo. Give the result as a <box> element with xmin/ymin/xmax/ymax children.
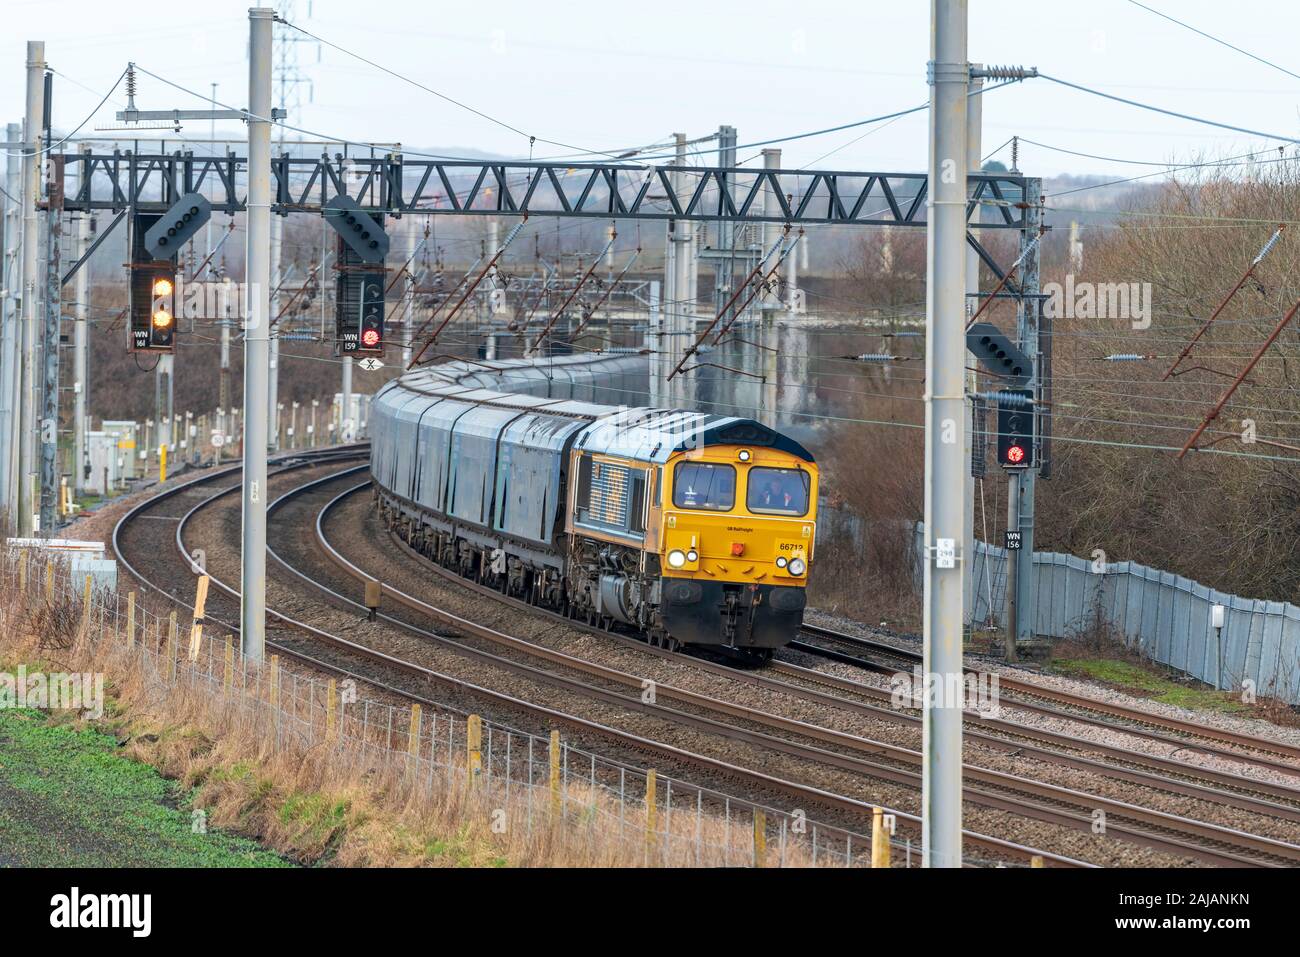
<box><xmin>79</xmin><ymin>574</ymin><xmax>92</xmax><ymax>640</ymax></box>
<box><xmin>165</xmin><ymin>612</ymin><xmax>177</xmax><ymax>681</ymax></box>
<box><xmin>126</xmin><ymin>591</ymin><xmax>136</xmax><ymax>650</ymax></box>
<box><xmin>753</xmin><ymin>809</ymin><xmax>767</xmax><ymax>868</ymax></box>
<box><xmin>466</xmin><ymin>713</ymin><xmax>482</xmax><ymax>787</ymax></box>
<box><xmin>223</xmin><ymin>637</ymin><xmax>234</xmax><ymax>694</ymax></box>
<box><xmin>645</xmin><ymin>771</ymin><xmax>658</xmax><ymax>860</ymax></box>
<box><xmin>549</xmin><ymin>730</ymin><xmax>561</xmax><ymax>817</ymax></box>
<box><xmin>189</xmin><ymin>575</ymin><xmax>210</xmax><ymax>662</ymax></box>
<box><xmin>326</xmin><ymin>679</ymin><xmax>337</xmax><ymax>741</ymax></box>
<box><xmin>269</xmin><ymin>655</ymin><xmax>281</xmax><ymax>709</ymax></box>
<box><xmin>872</xmin><ymin>807</ymin><xmax>891</xmax><ymax>869</ymax></box>
<box><xmin>408</xmin><ymin>704</ymin><xmax>422</xmax><ymax>758</ymax></box>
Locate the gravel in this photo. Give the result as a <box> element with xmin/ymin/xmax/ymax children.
<box><xmin>804</xmin><ymin>607</ymin><xmax>1300</xmax><ymax>764</ymax></box>
<box><xmin>105</xmin><ymin>460</ymin><xmax>1291</xmax><ymax>865</ymax></box>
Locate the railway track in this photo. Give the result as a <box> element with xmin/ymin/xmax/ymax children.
<box><xmin>294</xmin><ymin>471</ymin><xmax>1097</xmax><ymax>866</ymax></box>
<box><xmin>793</xmin><ymin>621</ymin><xmax>1300</xmax><ymax>778</ymax></box>
<box><xmin>111</xmin><ymin>450</ymin><xmax>1078</xmax><ymax>868</ymax></box>
<box><xmin>111</xmin><ymin>454</ymin><xmax>1300</xmax><ymax>866</ymax></box>
<box><xmin>312</xmin><ymin>476</ymin><xmax>1300</xmax><ymax>867</ymax></box>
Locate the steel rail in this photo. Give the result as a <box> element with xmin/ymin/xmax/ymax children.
<box><xmin>112</xmin><ymin>460</ymin><xmax>1069</xmax><ymax>868</ymax></box>
<box><xmin>796</xmin><ymin>622</ymin><xmax>1300</xmax><ymax>773</ymax></box>
<box><xmin>317</xmin><ymin>480</ymin><xmax>1300</xmax><ymax>866</ymax></box>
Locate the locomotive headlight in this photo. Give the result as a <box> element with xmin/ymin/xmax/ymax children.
<box><xmin>775</xmin><ymin>556</ymin><xmax>788</xmax><ymax>569</ymax></box>
<box><xmin>686</xmin><ymin>549</ymin><xmax>698</xmax><ymax>563</ymax></box>
<box><xmin>668</xmin><ymin>549</ymin><xmax>687</xmax><ymax>569</ymax></box>
<box><xmin>788</xmin><ymin>557</ymin><xmax>807</xmax><ymax>576</ymax></box>
<box><xmin>738</xmin><ymin>449</ymin><xmax>751</xmax><ymax>462</ymax></box>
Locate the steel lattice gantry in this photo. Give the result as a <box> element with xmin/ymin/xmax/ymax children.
<box><xmin>56</xmin><ymin>150</ymin><xmax>1035</xmax><ymax>281</ymax></box>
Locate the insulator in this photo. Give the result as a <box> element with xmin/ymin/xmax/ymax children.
<box><xmin>856</xmin><ymin>353</ymin><xmax>897</xmax><ymax>363</ymax></box>
<box><xmin>1103</xmin><ymin>353</ymin><xmax>1146</xmax><ymax>362</ymax></box>
<box><xmin>1253</xmin><ymin>228</ymin><xmax>1284</xmax><ymax>266</ymax></box>
<box><xmin>977</xmin><ymin>65</ymin><xmax>1038</xmax><ymax>81</ymax></box>
<box><xmin>977</xmin><ymin>390</ymin><xmax>1034</xmax><ymax>407</ymax></box>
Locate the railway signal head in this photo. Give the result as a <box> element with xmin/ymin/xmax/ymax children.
<box><xmin>358</xmin><ymin>275</ymin><xmax>384</xmax><ymax>352</ymax></box>
<box><xmin>967</xmin><ymin>322</ymin><xmax>1031</xmax><ymax>386</ymax></box>
<box><xmin>130</xmin><ymin>258</ymin><xmax>178</xmax><ymax>352</ymax></box>
<box><xmin>149</xmin><ymin>273</ymin><xmax>176</xmax><ymax>348</ymax></box>
<box><xmin>996</xmin><ymin>388</ymin><xmax>1035</xmax><ymax>469</ymax></box>
<box><xmin>323</xmin><ymin>194</ymin><xmax>390</xmax><ymax>264</ymax></box>
<box><xmin>144</xmin><ymin>192</ymin><xmax>211</xmax><ymax>260</ymax></box>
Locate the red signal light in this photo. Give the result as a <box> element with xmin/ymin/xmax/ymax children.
<box><xmin>1006</xmin><ymin>444</ymin><xmax>1025</xmax><ymax>464</ymax></box>
<box><xmin>361</xmin><ymin>328</ymin><xmax>381</xmax><ymax>348</ymax></box>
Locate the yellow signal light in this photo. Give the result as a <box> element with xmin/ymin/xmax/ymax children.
<box><xmin>152</xmin><ymin>276</ymin><xmax>174</xmax><ymax>296</ymax></box>
<box><xmin>152</xmin><ymin>308</ymin><xmax>173</xmax><ymax>329</ymax></box>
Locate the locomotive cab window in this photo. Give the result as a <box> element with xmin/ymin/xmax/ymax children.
<box><xmin>673</xmin><ymin>462</ymin><xmax>735</xmax><ymax>511</ymax></box>
<box><xmin>628</xmin><ymin>469</ymin><xmax>648</xmax><ymax>534</ymax></box>
<box><xmin>746</xmin><ymin>467</ymin><xmax>810</xmax><ymax>516</ymax></box>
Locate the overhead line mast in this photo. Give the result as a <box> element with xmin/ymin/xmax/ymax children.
<box><xmin>922</xmin><ymin>0</ymin><xmax>968</xmax><ymax>869</ymax></box>
<box><xmin>240</xmin><ymin>6</ymin><xmax>275</xmax><ymax>662</ymax></box>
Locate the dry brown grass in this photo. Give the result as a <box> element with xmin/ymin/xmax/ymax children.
<box><xmin>0</xmin><ymin>556</ymin><xmax>868</xmax><ymax>868</ymax></box>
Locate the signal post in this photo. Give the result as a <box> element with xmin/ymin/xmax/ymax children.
<box><xmin>324</xmin><ymin>194</ymin><xmax>390</xmax><ymax>441</ymax></box>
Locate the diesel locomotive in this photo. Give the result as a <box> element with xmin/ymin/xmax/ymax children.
<box><xmin>369</xmin><ymin>359</ymin><xmax>818</xmax><ymax>658</ymax></box>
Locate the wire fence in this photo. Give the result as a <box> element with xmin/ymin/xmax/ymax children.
<box><xmin>0</xmin><ymin>548</ymin><xmax>927</xmax><ymax>868</ymax></box>
<box><xmin>912</xmin><ymin>523</ymin><xmax>1300</xmax><ymax>705</ymax></box>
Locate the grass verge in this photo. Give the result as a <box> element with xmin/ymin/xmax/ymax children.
<box><xmin>1047</xmin><ymin>657</ymin><xmax>1251</xmax><ymax>715</ymax></box>
<box><xmin>0</xmin><ymin>563</ymin><xmax>847</xmax><ymax>868</ymax></box>
<box><xmin>0</xmin><ymin>704</ymin><xmax>289</xmax><ymax>867</ymax></box>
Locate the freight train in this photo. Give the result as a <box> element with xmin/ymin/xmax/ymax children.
<box><xmin>369</xmin><ymin>357</ymin><xmax>818</xmax><ymax>659</ymax></box>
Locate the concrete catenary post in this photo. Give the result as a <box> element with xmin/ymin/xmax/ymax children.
<box><xmin>922</xmin><ymin>0</ymin><xmax>969</xmax><ymax>868</ymax></box>
<box><xmin>240</xmin><ymin>7</ymin><xmax>274</xmax><ymax>661</ymax></box>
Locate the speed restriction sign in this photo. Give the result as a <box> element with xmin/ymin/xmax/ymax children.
<box><xmin>211</xmin><ymin>431</ymin><xmax>226</xmax><ymax>448</ymax></box>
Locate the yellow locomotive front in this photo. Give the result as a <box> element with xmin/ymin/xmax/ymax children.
<box><xmin>658</xmin><ymin>443</ymin><xmax>818</xmax><ymax>654</ymax></box>
<box><xmin>562</xmin><ymin>409</ymin><xmax>817</xmax><ymax>657</ymax></box>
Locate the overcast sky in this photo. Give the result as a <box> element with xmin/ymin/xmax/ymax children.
<box><xmin>3</xmin><ymin>0</ymin><xmax>1299</xmax><ymax>179</ymax></box>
